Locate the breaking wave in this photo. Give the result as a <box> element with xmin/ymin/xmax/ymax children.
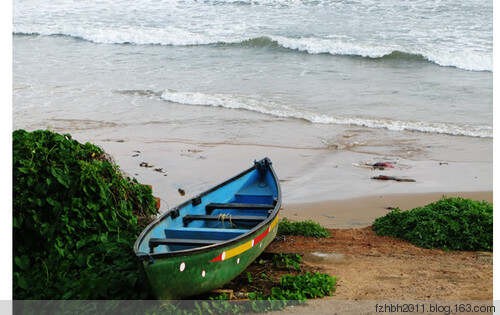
<box><xmin>13</xmin><ymin>31</ymin><xmax>491</xmax><ymax>72</ymax></box>
<box><xmin>159</xmin><ymin>89</ymin><xmax>492</xmax><ymax>138</ymax></box>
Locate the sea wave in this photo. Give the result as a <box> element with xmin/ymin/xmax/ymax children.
<box><xmin>13</xmin><ymin>31</ymin><xmax>491</xmax><ymax>72</ymax></box>
<box><xmin>159</xmin><ymin>90</ymin><xmax>492</xmax><ymax>138</ymax></box>
<box><xmin>13</xmin><ymin>27</ymin><xmax>214</xmax><ymax>46</ymax></box>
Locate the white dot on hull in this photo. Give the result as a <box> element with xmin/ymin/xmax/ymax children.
<box><xmin>179</xmin><ymin>262</ymin><xmax>186</xmax><ymax>272</ymax></box>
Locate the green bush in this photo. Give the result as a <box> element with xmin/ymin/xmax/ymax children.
<box><xmin>13</xmin><ymin>129</ymin><xmax>158</xmax><ymax>299</ymax></box>
<box><xmin>372</xmin><ymin>197</ymin><xmax>492</xmax><ymax>251</ymax></box>
<box><xmin>269</xmin><ymin>272</ymin><xmax>336</xmax><ymax>301</ymax></box>
<box><xmin>277</xmin><ymin>218</ymin><xmax>329</xmax><ymax>238</ymax></box>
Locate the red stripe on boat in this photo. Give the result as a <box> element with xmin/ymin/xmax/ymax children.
<box><xmin>210</xmin><ymin>254</ymin><xmax>223</xmax><ymax>262</ymax></box>
<box><xmin>253</xmin><ymin>228</ymin><xmax>269</xmax><ymax>245</ymax></box>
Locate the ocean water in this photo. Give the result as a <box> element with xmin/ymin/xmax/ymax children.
<box><xmin>13</xmin><ymin>0</ymin><xmax>492</xmax><ymax>147</ymax></box>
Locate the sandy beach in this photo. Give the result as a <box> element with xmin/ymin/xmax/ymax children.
<box><xmin>66</xmin><ymin>130</ymin><xmax>492</xmax><ymax>214</ymax></box>
<box><xmin>268</xmin><ymin>226</ymin><xmax>492</xmax><ymax>299</ymax></box>
<box><xmin>62</xmin><ymin>126</ymin><xmax>492</xmax><ymax>214</ymax></box>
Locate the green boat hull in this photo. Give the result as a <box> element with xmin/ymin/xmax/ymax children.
<box><xmin>143</xmin><ymin>219</ymin><xmax>278</xmax><ymax>299</ymax></box>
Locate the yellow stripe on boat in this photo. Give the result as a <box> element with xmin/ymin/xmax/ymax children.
<box><xmin>211</xmin><ymin>215</ymin><xmax>280</xmax><ymax>262</ymax></box>
<box><xmin>269</xmin><ymin>215</ymin><xmax>279</xmax><ymax>231</ymax></box>
<box><xmin>223</xmin><ymin>239</ymin><xmax>254</xmax><ymax>260</ymax></box>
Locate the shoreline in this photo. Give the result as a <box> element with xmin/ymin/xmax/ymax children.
<box><xmin>282</xmin><ymin>191</ymin><xmax>493</xmax><ymax>229</ymax></box>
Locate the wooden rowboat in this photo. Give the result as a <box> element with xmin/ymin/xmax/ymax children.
<box><xmin>134</xmin><ymin>158</ymin><xmax>281</xmax><ymax>299</ymax></box>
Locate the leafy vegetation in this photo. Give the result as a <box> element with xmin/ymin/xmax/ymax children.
<box><xmin>269</xmin><ymin>272</ymin><xmax>336</xmax><ymax>301</ymax></box>
<box><xmin>184</xmin><ymin>252</ymin><xmax>337</xmax><ymax>314</ymax></box>
<box><xmin>13</xmin><ymin>129</ymin><xmax>158</xmax><ymax>299</ymax></box>
<box><xmin>123</xmin><ymin>269</ymin><xmax>336</xmax><ymax>315</ymax></box>
<box><xmin>271</xmin><ymin>253</ymin><xmax>302</xmax><ymax>271</ymax></box>
<box><xmin>277</xmin><ymin>218</ymin><xmax>330</xmax><ymax>238</ymax></box>
<box><xmin>204</xmin><ymin>272</ymin><xmax>335</xmax><ymax>313</ymax></box>
<box><xmin>372</xmin><ymin>197</ymin><xmax>492</xmax><ymax>251</ymax></box>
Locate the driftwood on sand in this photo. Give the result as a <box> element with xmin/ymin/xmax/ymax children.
<box><xmin>371</xmin><ymin>175</ymin><xmax>416</xmax><ymax>182</ymax></box>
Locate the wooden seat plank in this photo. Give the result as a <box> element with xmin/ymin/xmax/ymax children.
<box><xmin>183</xmin><ymin>214</ymin><xmax>267</xmax><ymax>226</ymax></box>
<box><xmin>149</xmin><ymin>237</ymin><xmax>222</xmax><ymax>253</ymax></box>
<box><xmin>206</xmin><ymin>202</ymin><xmax>274</xmax><ymax>213</ymax></box>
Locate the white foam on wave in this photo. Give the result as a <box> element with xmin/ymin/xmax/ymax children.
<box><xmin>271</xmin><ymin>35</ymin><xmax>394</xmax><ymax>58</ymax></box>
<box><xmin>270</xmin><ymin>36</ymin><xmax>492</xmax><ymax>72</ymax></box>
<box><xmin>160</xmin><ymin>90</ymin><xmax>492</xmax><ymax>138</ymax></box>
<box><xmin>14</xmin><ymin>23</ymin><xmax>492</xmax><ymax>71</ymax></box>
<box><xmin>14</xmin><ymin>25</ymin><xmax>214</xmax><ymax>46</ymax></box>
<box><xmin>421</xmin><ymin>49</ymin><xmax>492</xmax><ymax>72</ymax></box>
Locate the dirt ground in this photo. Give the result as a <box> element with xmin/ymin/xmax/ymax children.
<box><xmin>265</xmin><ymin>227</ymin><xmax>492</xmax><ymax>300</ymax></box>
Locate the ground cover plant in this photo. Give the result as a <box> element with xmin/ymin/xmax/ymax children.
<box><xmin>271</xmin><ymin>253</ymin><xmax>302</xmax><ymax>271</ymax></box>
<box><xmin>372</xmin><ymin>197</ymin><xmax>492</xmax><ymax>251</ymax></box>
<box><xmin>277</xmin><ymin>218</ymin><xmax>330</xmax><ymax>238</ymax></box>
<box><xmin>232</xmin><ymin>253</ymin><xmax>336</xmax><ymax>300</ymax></box>
<box><xmin>188</xmin><ymin>253</ymin><xmax>337</xmax><ymax>314</ymax></box>
<box><xmin>13</xmin><ymin>129</ymin><xmax>158</xmax><ymax>299</ymax></box>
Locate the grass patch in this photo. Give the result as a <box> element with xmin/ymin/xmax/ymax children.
<box><xmin>277</xmin><ymin>218</ymin><xmax>330</xmax><ymax>238</ymax></box>
<box><xmin>372</xmin><ymin>197</ymin><xmax>492</xmax><ymax>251</ymax></box>
<box><xmin>13</xmin><ymin>129</ymin><xmax>158</xmax><ymax>299</ymax></box>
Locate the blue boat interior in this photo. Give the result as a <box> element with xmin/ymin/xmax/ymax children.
<box><xmin>137</xmin><ymin>162</ymin><xmax>279</xmax><ymax>255</ymax></box>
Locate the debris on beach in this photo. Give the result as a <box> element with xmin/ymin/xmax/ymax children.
<box><xmin>154</xmin><ymin>167</ymin><xmax>166</xmax><ymax>174</ymax></box>
<box><xmin>132</xmin><ymin>153</ymin><xmax>140</xmax><ymax>157</ymax></box>
<box><xmin>181</xmin><ymin>148</ymin><xmax>206</xmax><ymax>160</ymax></box>
<box><xmin>439</xmin><ymin>162</ymin><xmax>449</xmax><ymax>165</ymax></box>
<box><xmin>155</xmin><ymin>196</ymin><xmax>161</xmax><ymax>210</ymax></box>
<box><xmin>210</xmin><ymin>289</ymin><xmax>234</xmax><ymax>300</ymax></box>
<box><xmin>178</xmin><ymin>188</ymin><xmax>186</xmax><ymax>196</ymax></box>
<box><xmin>371</xmin><ymin>175</ymin><xmax>415</xmax><ymax>182</ymax></box>
<box><xmin>353</xmin><ymin>161</ymin><xmax>396</xmax><ymax>170</ymax></box>
<box><xmin>139</xmin><ymin>162</ymin><xmax>154</xmax><ymax>168</ymax></box>
<box><xmin>372</xmin><ymin>162</ymin><xmax>395</xmax><ymax>169</ymax></box>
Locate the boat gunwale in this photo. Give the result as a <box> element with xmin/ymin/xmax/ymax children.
<box><xmin>133</xmin><ymin>157</ymin><xmax>282</xmax><ymax>260</ymax></box>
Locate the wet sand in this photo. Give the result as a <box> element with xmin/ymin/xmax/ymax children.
<box><xmin>66</xmin><ymin>127</ymin><xmax>492</xmax><ymax>215</ymax></box>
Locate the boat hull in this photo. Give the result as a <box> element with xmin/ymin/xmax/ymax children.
<box><xmin>143</xmin><ymin>216</ymin><xmax>279</xmax><ymax>299</ymax></box>
<box><xmin>135</xmin><ymin>158</ymin><xmax>281</xmax><ymax>299</ymax></box>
